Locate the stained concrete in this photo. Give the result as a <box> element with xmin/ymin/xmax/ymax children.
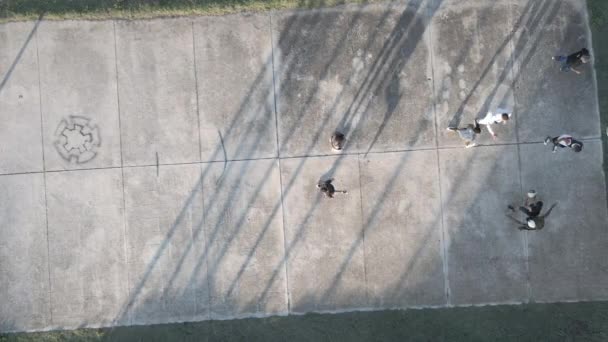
<box><xmin>439</xmin><ymin>145</ymin><xmax>528</xmax><ymax>305</ymax></box>
<box><xmin>37</xmin><ymin>21</ymin><xmax>122</xmax><ymax>171</ymax></box>
<box><xmin>0</xmin><ymin>22</ymin><xmax>44</xmax><ymax>174</ymax></box>
<box><xmin>0</xmin><ymin>174</ymin><xmax>50</xmax><ymax>331</ymax></box>
<box><xmin>520</xmin><ymin>141</ymin><xmax>608</xmax><ymax>302</ymax></box>
<box><xmin>432</xmin><ymin>0</ymin><xmax>516</xmax><ymax>146</ymax></box>
<box><xmin>273</xmin><ymin>2</ymin><xmax>436</xmax><ymax>157</ymax></box>
<box><xmin>0</xmin><ymin>0</ymin><xmax>607</xmax><ymax>334</ymax></box>
<box><xmin>45</xmin><ymin>169</ymin><xmax>128</xmax><ymax>328</ymax></box>
<box><xmin>115</xmin><ymin>19</ymin><xmax>200</xmax><ymax>166</ymax></box>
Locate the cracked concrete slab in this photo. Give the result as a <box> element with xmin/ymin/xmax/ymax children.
<box><xmin>45</xmin><ymin>169</ymin><xmax>128</xmax><ymax>329</ymax></box>
<box><xmin>0</xmin><ymin>0</ymin><xmax>606</xmax><ymax>334</ymax></box>
<box><xmin>200</xmin><ymin>159</ymin><xmax>287</xmax><ymax>319</ymax></box>
<box><xmin>280</xmin><ymin>155</ymin><xmax>367</xmax><ymax>312</ymax></box>
<box><xmin>194</xmin><ymin>14</ymin><xmax>278</xmax><ymax>161</ymax></box>
<box><xmin>0</xmin><ymin>174</ymin><xmax>50</xmax><ymax>331</ymax></box>
<box><xmin>439</xmin><ymin>145</ymin><xmax>528</xmax><ymax>305</ymax></box>
<box><xmin>520</xmin><ymin>141</ymin><xmax>608</xmax><ymax>302</ymax></box>
<box><xmin>116</xmin><ymin>19</ymin><xmax>200</xmax><ymax>166</ymax></box>
<box><xmin>37</xmin><ymin>21</ymin><xmax>122</xmax><ymax>171</ymax></box>
<box><xmin>360</xmin><ymin>150</ymin><xmax>445</xmax><ymax>308</ymax></box>
<box><xmin>122</xmin><ymin>164</ymin><xmax>208</xmax><ymax>325</ymax></box>
<box><xmin>432</xmin><ymin>0</ymin><xmax>516</xmax><ymax>147</ymax></box>
<box><xmin>0</xmin><ymin>22</ymin><xmax>44</xmax><ymax>174</ymax></box>
<box><xmin>273</xmin><ymin>2</ymin><xmax>436</xmax><ymax>157</ymax></box>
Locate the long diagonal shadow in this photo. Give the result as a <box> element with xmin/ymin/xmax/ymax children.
<box><xmin>325</xmin><ymin>0</ymin><xmax>565</xmax><ymax>307</ymax></box>
<box><xmin>250</xmin><ymin>0</ymin><xmax>441</xmax><ymax>308</ymax></box>
<box><xmin>0</xmin><ymin>14</ymin><xmax>44</xmax><ymax>95</ymax></box>
<box><xmin>111</xmin><ymin>13</ymin><xmax>305</xmax><ymax>324</ymax></box>
<box><xmin>118</xmin><ymin>2</ymin><xmax>371</xmax><ymax>322</ymax></box>
<box><xmin>180</xmin><ymin>2</ymin><xmax>398</xmax><ymax>306</ymax></box>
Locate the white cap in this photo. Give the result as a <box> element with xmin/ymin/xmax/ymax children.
<box><xmin>527</xmin><ymin>190</ymin><xmax>537</xmax><ymax>198</ymax></box>
<box><xmin>527</xmin><ymin>219</ymin><xmax>536</xmax><ymax>228</ymax></box>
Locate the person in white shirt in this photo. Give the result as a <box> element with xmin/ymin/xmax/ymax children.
<box><xmin>544</xmin><ymin>134</ymin><xmax>583</xmax><ymax>153</ymax></box>
<box><xmin>475</xmin><ymin>109</ymin><xmax>512</xmax><ymax>139</ymax></box>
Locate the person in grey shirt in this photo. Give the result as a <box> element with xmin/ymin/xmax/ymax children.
<box><xmin>447</xmin><ymin>121</ymin><xmax>481</xmax><ymax>148</ymax></box>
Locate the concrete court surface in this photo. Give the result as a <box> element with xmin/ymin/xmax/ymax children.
<box><xmin>1</xmin><ymin>0</ymin><xmax>607</xmax><ymax>333</ymax></box>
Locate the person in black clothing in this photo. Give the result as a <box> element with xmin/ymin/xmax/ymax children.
<box><xmin>507</xmin><ymin>202</ymin><xmax>557</xmax><ymax>231</ymax></box>
<box><xmin>330</xmin><ymin>131</ymin><xmax>346</xmax><ymax>151</ymax></box>
<box><xmin>317</xmin><ymin>178</ymin><xmax>347</xmax><ymax>198</ymax></box>
<box><xmin>553</xmin><ymin>48</ymin><xmax>590</xmax><ymax>74</ymax></box>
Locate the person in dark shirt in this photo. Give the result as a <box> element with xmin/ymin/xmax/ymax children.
<box><xmin>330</xmin><ymin>131</ymin><xmax>346</xmax><ymax>151</ymax></box>
<box><xmin>553</xmin><ymin>48</ymin><xmax>590</xmax><ymax>74</ymax></box>
<box><xmin>507</xmin><ymin>202</ymin><xmax>557</xmax><ymax>230</ymax></box>
<box><xmin>317</xmin><ymin>178</ymin><xmax>347</xmax><ymax>198</ymax></box>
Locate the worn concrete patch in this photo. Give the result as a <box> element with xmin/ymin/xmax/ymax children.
<box><xmin>432</xmin><ymin>0</ymin><xmax>516</xmax><ymax>147</ymax></box>
<box><xmin>0</xmin><ymin>22</ymin><xmax>44</xmax><ymax>174</ymax></box>
<box><xmin>45</xmin><ymin>169</ymin><xmax>128</xmax><ymax>328</ymax></box>
<box><xmin>195</xmin><ymin>14</ymin><xmax>277</xmax><ymax>161</ymax></box>
<box><xmin>116</xmin><ymin>19</ymin><xmax>200</xmax><ymax>166</ymax></box>
<box><xmin>122</xmin><ymin>164</ymin><xmax>208</xmax><ymax>325</ymax></box>
<box><xmin>0</xmin><ymin>174</ymin><xmax>50</xmax><ymax>331</ymax></box>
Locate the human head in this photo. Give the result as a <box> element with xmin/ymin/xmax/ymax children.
<box><xmin>473</xmin><ymin>126</ymin><xmax>481</xmax><ymax>134</ymax></box>
<box><xmin>581</xmin><ymin>48</ymin><xmax>590</xmax><ymax>63</ymax></box>
<box><xmin>331</xmin><ymin>131</ymin><xmax>345</xmax><ymax>150</ymax></box>
<box><xmin>526</xmin><ymin>218</ymin><xmax>536</xmax><ymax>229</ymax></box>
<box><xmin>501</xmin><ymin>113</ymin><xmax>510</xmax><ymax>121</ymax></box>
<box><xmin>527</xmin><ymin>190</ymin><xmax>536</xmax><ymax>199</ymax></box>
<box><xmin>572</xmin><ymin>142</ymin><xmax>583</xmax><ymax>152</ymax></box>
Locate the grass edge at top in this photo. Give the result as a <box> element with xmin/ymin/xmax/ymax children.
<box><xmin>0</xmin><ymin>0</ymin><xmax>382</xmax><ymax>22</ymax></box>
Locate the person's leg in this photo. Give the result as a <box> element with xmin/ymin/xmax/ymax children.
<box><xmin>529</xmin><ymin>201</ymin><xmax>543</xmax><ymax>217</ymax></box>
<box><xmin>519</xmin><ymin>206</ymin><xmax>533</xmax><ymax>216</ymax></box>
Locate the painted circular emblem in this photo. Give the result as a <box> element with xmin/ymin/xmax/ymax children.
<box><xmin>53</xmin><ymin>116</ymin><xmax>101</xmax><ymax>164</ymax></box>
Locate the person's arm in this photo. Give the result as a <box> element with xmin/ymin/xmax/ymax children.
<box><xmin>485</xmin><ymin>123</ymin><xmax>496</xmax><ymax>138</ymax></box>
<box><xmin>506</xmin><ymin>214</ymin><xmax>525</xmax><ymax>225</ymax></box>
<box><xmin>541</xmin><ymin>202</ymin><xmax>558</xmax><ymax>219</ymax></box>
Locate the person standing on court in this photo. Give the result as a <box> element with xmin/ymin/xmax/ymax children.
<box><xmin>447</xmin><ymin>121</ymin><xmax>481</xmax><ymax>148</ymax></box>
<box><xmin>330</xmin><ymin>131</ymin><xmax>346</xmax><ymax>151</ymax></box>
<box><xmin>506</xmin><ymin>191</ymin><xmax>557</xmax><ymax>231</ymax></box>
<box><xmin>476</xmin><ymin>108</ymin><xmax>512</xmax><ymax>140</ymax></box>
<box><xmin>553</xmin><ymin>48</ymin><xmax>590</xmax><ymax>74</ymax></box>
<box><xmin>317</xmin><ymin>178</ymin><xmax>347</xmax><ymax>199</ymax></box>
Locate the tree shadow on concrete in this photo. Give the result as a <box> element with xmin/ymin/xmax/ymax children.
<box><xmin>0</xmin><ymin>14</ymin><xmax>43</xmax><ymax>95</ymax></box>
